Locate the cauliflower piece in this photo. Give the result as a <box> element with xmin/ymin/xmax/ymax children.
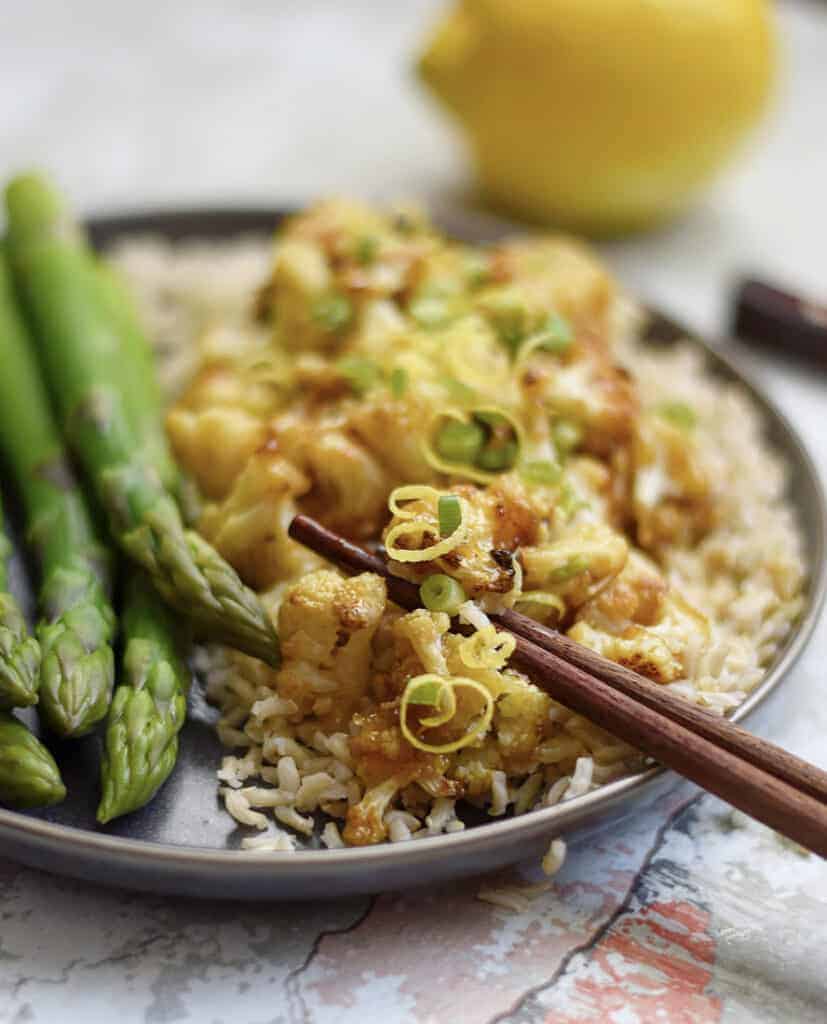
<box><xmin>481</xmin><ymin>237</ymin><xmax>616</xmax><ymax>334</ymax></box>
<box><xmin>342</xmin><ymin>776</ymin><xmax>401</xmax><ymax>847</ymax></box>
<box><xmin>392</xmin><ymin>609</ymin><xmax>450</xmax><ymax>676</ymax></box>
<box><xmin>568</xmin><ymin>621</ymin><xmax>683</xmax><ymax>684</ymax></box>
<box><xmin>268</xmin><ymin>238</ymin><xmax>346</xmax><ymax>351</ymax></box>
<box><xmin>167</xmin><ymin>404</ymin><xmax>268</xmax><ymax>500</ymax></box>
<box><xmin>575</xmin><ymin>549</ymin><xmax>668</xmax><ymax>631</ymax></box>
<box><xmin>199</xmin><ymin>447</ymin><xmax>312</xmax><ymax>588</ymax></box>
<box><xmin>166</xmin><ymin>362</ymin><xmax>275</xmax><ymax>499</ymax></box>
<box><xmin>275</xmin><ymin>570</ymin><xmax>387</xmax><ymax>730</ymax></box>
<box><xmin>521</xmin><ymin>521</ymin><xmax>629</xmax><ymax>609</ymax></box>
<box><xmin>633</xmin><ymin>414</ymin><xmax>714</xmax><ymax>550</ymax></box>
<box><xmin>347</xmin><ymin>393</ymin><xmax>435</xmax><ymax>484</ymax></box>
<box><xmin>493</xmin><ymin>684</ymin><xmax>552</xmax><ymax>775</ymax></box>
<box><xmin>524</xmin><ymin>340</ymin><xmax>637</xmax><ymax>457</ymax></box>
<box><xmin>271</xmin><ymin>414</ymin><xmax>392</xmax><ymax>539</ymax></box>
<box><xmin>383</xmin><ymin>480</ymin><xmax>540</xmax><ymax>605</ymax></box>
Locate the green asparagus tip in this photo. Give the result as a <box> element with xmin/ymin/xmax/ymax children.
<box><xmin>0</xmin><ymin>594</ymin><xmax>41</xmax><ymax>710</ymax></box>
<box><xmin>5</xmin><ymin>172</ymin><xmax>74</xmax><ymax>245</ymax></box>
<box><xmin>0</xmin><ymin>711</ymin><xmax>66</xmax><ymax>809</ymax></box>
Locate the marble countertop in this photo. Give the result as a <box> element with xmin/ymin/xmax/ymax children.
<box><xmin>1</xmin><ymin>2</ymin><xmax>826</xmax><ymax>1022</ymax></box>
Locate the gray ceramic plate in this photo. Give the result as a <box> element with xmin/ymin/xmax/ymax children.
<box><xmin>0</xmin><ymin>209</ymin><xmax>824</xmax><ymax>900</ymax></box>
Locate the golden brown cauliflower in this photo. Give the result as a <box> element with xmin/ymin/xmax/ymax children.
<box><xmin>521</xmin><ymin>521</ymin><xmax>629</xmax><ymax>610</ymax></box>
<box><xmin>199</xmin><ymin>446</ymin><xmax>312</xmax><ymax>589</ymax></box>
<box><xmin>275</xmin><ymin>570</ymin><xmax>387</xmax><ymax>730</ymax></box>
<box><xmin>166</xmin><ymin>363</ymin><xmax>271</xmax><ymax>499</ymax></box>
<box><xmin>633</xmin><ymin>413</ymin><xmax>714</xmax><ymax>551</ymax></box>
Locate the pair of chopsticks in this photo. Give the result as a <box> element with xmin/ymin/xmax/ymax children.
<box><xmin>289</xmin><ymin>514</ymin><xmax>827</xmax><ymax>857</ymax></box>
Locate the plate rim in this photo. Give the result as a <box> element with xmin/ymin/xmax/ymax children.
<box><xmin>1</xmin><ymin>206</ymin><xmax>825</xmax><ymax>878</ymax></box>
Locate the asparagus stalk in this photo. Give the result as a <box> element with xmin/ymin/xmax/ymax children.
<box><xmin>91</xmin><ymin>261</ymin><xmax>181</xmax><ymax>496</ymax></box>
<box><xmin>5</xmin><ymin>173</ymin><xmax>279</xmax><ymax>667</ymax></box>
<box><xmin>0</xmin><ymin>711</ymin><xmax>66</xmax><ymax>808</ymax></box>
<box><xmin>0</xmin><ymin>496</ymin><xmax>41</xmax><ymax>709</ymax></box>
<box><xmin>0</xmin><ymin>245</ymin><xmax>116</xmax><ymax>736</ymax></box>
<box><xmin>98</xmin><ymin>572</ymin><xmax>189</xmax><ymax>822</ymax></box>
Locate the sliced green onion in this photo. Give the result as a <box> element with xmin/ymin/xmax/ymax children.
<box><xmin>557</xmin><ymin>480</ymin><xmax>588</xmax><ymax>520</ymax></box>
<box><xmin>476</xmin><ymin>440</ymin><xmax>518</xmax><ymax>472</ymax></box>
<box><xmin>435</xmin><ymin>420</ymin><xmax>486</xmax><ymax>465</ymax></box>
<box><xmin>313</xmin><ymin>293</ymin><xmax>352</xmax><ymax>333</ymax></box>
<box><xmin>337</xmin><ymin>356</ymin><xmax>381</xmax><ymax>395</ymax></box>
<box><xmin>405</xmin><ymin>677</ymin><xmax>444</xmax><ymax>706</ymax></box>
<box><xmin>420</xmin><ymin>573</ymin><xmax>467</xmax><ymax>615</ymax></box>
<box><xmin>526</xmin><ymin>313</ymin><xmax>573</xmax><ymax>355</ymax></box>
<box><xmin>437</xmin><ymin>494</ymin><xmax>463</xmax><ymax>538</ymax></box>
<box><xmin>410</xmin><ymin>293</ymin><xmax>452</xmax><ymax>330</ymax></box>
<box><xmin>355</xmin><ymin>235</ymin><xmax>379</xmax><ymax>265</ymax></box>
<box><xmin>489</xmin><ymin>299</ymin><xmax>528</xmax><ymax>354</ymax></box>
<box><xmin>656</xmin><ymin>401</ymin><xmax>697</xmax><ymax>430</ymax></box>
<box><xmin>463</xmin><ymin>251</ymin><xmax>491</xmax><ymax>288</ymax></box>
<box><xmin>473</xmin><ymin>410</ymin><xmax>508</xmax><ymax>429</ymax></box>
<box><xmin>548</xmin><ymin>554</ymin><xmax>590</xmax><ymax>583</ymax></box>
<box><xmin>552</xmin><ymin>419</ymin><xmax>584</xmax><ymax>456</ymax></box>
<box><xmin>520</xmin><ymin>459</ymin><xmax>563</xmax><ymax>486</ymax></box>
<box><xmin>389</xmin><ymin>366</ymin><xmax>408</xmax><ymax>398</ymax></box>
<box><xmin>444</xmin><ymin>377</ymin><xmax>477</xmax><ymax>403</ymax></box>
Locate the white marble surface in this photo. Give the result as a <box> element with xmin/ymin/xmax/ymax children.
<box><xmin>1</xmin><ymin>2</ymin><xmax>826</xmax><ymax>1022</ymax></box>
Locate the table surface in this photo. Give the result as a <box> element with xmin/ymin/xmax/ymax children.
<box><xmin>1</xmin><ymin>3</ymin><xmax>826</xmax><ymax>1022</ymax></box>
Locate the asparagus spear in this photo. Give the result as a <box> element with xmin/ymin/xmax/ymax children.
<box><xmin>0</xmin><ymin>244</ymin><xmax>116</xmax><ymax>736</ymax></box>
<box><xmin>0</xmin><ymin>496</ymin><xmax>41</xmax><ymax>709</ymax></box>
<box><xmin>91</xmin><ymin>261</ymin><xmax>181</xmax><ymax>496</ymax></box>
<box><xmin>0</xmin><ymin>711</ymin><xmax>65</xmax><ymax>808</ymax></box>
<box><xmin>5</xmin><ymin>173</ymin><xmax>279</xmax><ymax>667</ymax></box>
<box><xmin>98</xmin><ymin>572</ymin><xmax>189</xmax><ymax>822</ymax></box>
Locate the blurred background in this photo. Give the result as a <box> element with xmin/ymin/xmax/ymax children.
<box><xmin>1</xmin><ymin>1</ymin><xmax>824</xmax><ymax>340</ymax></box>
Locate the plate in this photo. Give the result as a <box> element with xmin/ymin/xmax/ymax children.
<box><xmin>0</xmin><ymin>209</ymin><xmax>824</xmax><ymax>900</ymax></box>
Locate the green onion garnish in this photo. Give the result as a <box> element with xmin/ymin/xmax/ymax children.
<box><xmin>526</xmin><ymin>313</ymin><xmax>573</xmax><ymax>355</ymax></box>
<box><xmin>410</xmin><ymin>294</ymin><xmax>452</xmax><ymax>330</ymax></box>
<box><xmin>438</xmin><ymin>494</ymin><xmax>462</xmax><ymax>537</ymax></box>
<box><xmin>405</xmin><ymin>677</ymin><xmax>444</xmax><ymax>706</ymax></box>
<box><xmin>419</xmin><ymin>573</ymin><xmax>467</xmax><ymax>615</ymax></box>
<box><xmin>552</xmin><ymin>418</ymin><xmax>584</xmax><ymax>456</ymax></box>
<box><xmin>656</xmin><ymin>401</ymin><xmax>697</xmax><ymax>430</ymax></box>
<box><xmin>557</xmin><ymin>481</ymin><xmax>588</xmax><ymax>519</ymax></box>
<box><xmin>355</xmin><ymin>235</ymin><xmax>379</xmax><ymax>265</ymax></box>
<box><xmin>463</xmin><ymin>251</ymin><xmax>491</xmax><ymax>288</ymax></box>
<box><xmin>444</xmin><ymin>377</ymin><xmax>477</xmax><ymax>403</ymax></box>
<box><xmin>389</xmin><ymin>367</ymin><xmax>408</xmax><ymax>398</ymax></box>
<box><xmin>473</xmin><ymin>410</ymin><xmax>508</xmax><ymax>429</ymax></box>
<box><xmin>312</xmin><ymin>293</ymin><xmax>352</xmax><ymax>333</ymax></box>
<box><xmin>435</xmin><ymin>420</ymin><xmax>486</xmax><ymax>465</ymax></box>
<box><xmin>548</xmin><ymin>554</ymin><xmax>590</xmax><ymax>583</ymax></box>
<box><xmin>337</xmin><ymin>356</ymin><xmax>381</xmax><ymax>395</ymax></box>
<box><xmin>520</xmin><ymin>459</ymin><xmax>563</xmax><ymax>486</ymax></box>
<box><xmin>476</xmin><ymin>440</ymin><xmax>518</xmax><ymax>472</ymax></box>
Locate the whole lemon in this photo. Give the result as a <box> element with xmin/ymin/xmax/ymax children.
<box><xmin>418</xmin><ymin>0</ymin><xmax>776</xmax><ymax>235</ymax></box>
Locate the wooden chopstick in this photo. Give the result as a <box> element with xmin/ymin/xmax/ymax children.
<box><xmin>290</xmin><ymin>514</ymin><xmax>827</xmax><ymax>803</ymax></box>
<box><xmin>288</xmin><ymin>514</ymin><xmax>827</xmax><ymax>856</ymax></box>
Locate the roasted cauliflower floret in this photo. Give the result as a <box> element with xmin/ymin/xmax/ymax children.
<box><xmin>271</xmin><ymin>414</ymin><xmax>391</xmax><ymax>539</ymax></box>
<box><xmin>383</xmin><ymin>480</ymin><xmax>540</xmax><ymax>606</ymax></box>
<box><xmin>199</xmin><ymin>447</ymin><xmax>312</xmax><ymax>588</ymax></box>
<box><xmin>521</xmin><ymin>521</ymin><xmax>629</xmax><ymax>609</ymax></box>
<box><xmin>492</xmin><ymin>684</ymin><xmax>552</xmax><ymax>775</ymax></box>
<box><xmin>167</xmin><ymin>405</ymin><xmax>268</xmax><ymax>500</ymax></box>
<box><xmin>166</xmin><ymin>363</ymin><xmax>272</xmax><ymax>499</ymax></box>
<box><xmin>347</xmin><ymin>394</ymin><xmax>435</xmax><ymax>484</ymax></box>
<box><xmin>568</xmin><ymin>620</ymin><xmax>683</xmax><ymax>683</ymax></box>
<box><xmin>481</xmin><ymin>236</ymin><xmax>616</xmax><ymax>334</ymax></box>
<box><xmin>275</xmin><ymin>570</ymin><xmax>387</xmax><ymax>729</ymax></box>
<box><xmin>575</xmin><ymin>549</ymin><xmax>668</xmax><ymax>630</ymax></box>
<box><xmin>633</xmin><ymin>412</ymin><xmax>715</xmax><ymax>550</ymax></box>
